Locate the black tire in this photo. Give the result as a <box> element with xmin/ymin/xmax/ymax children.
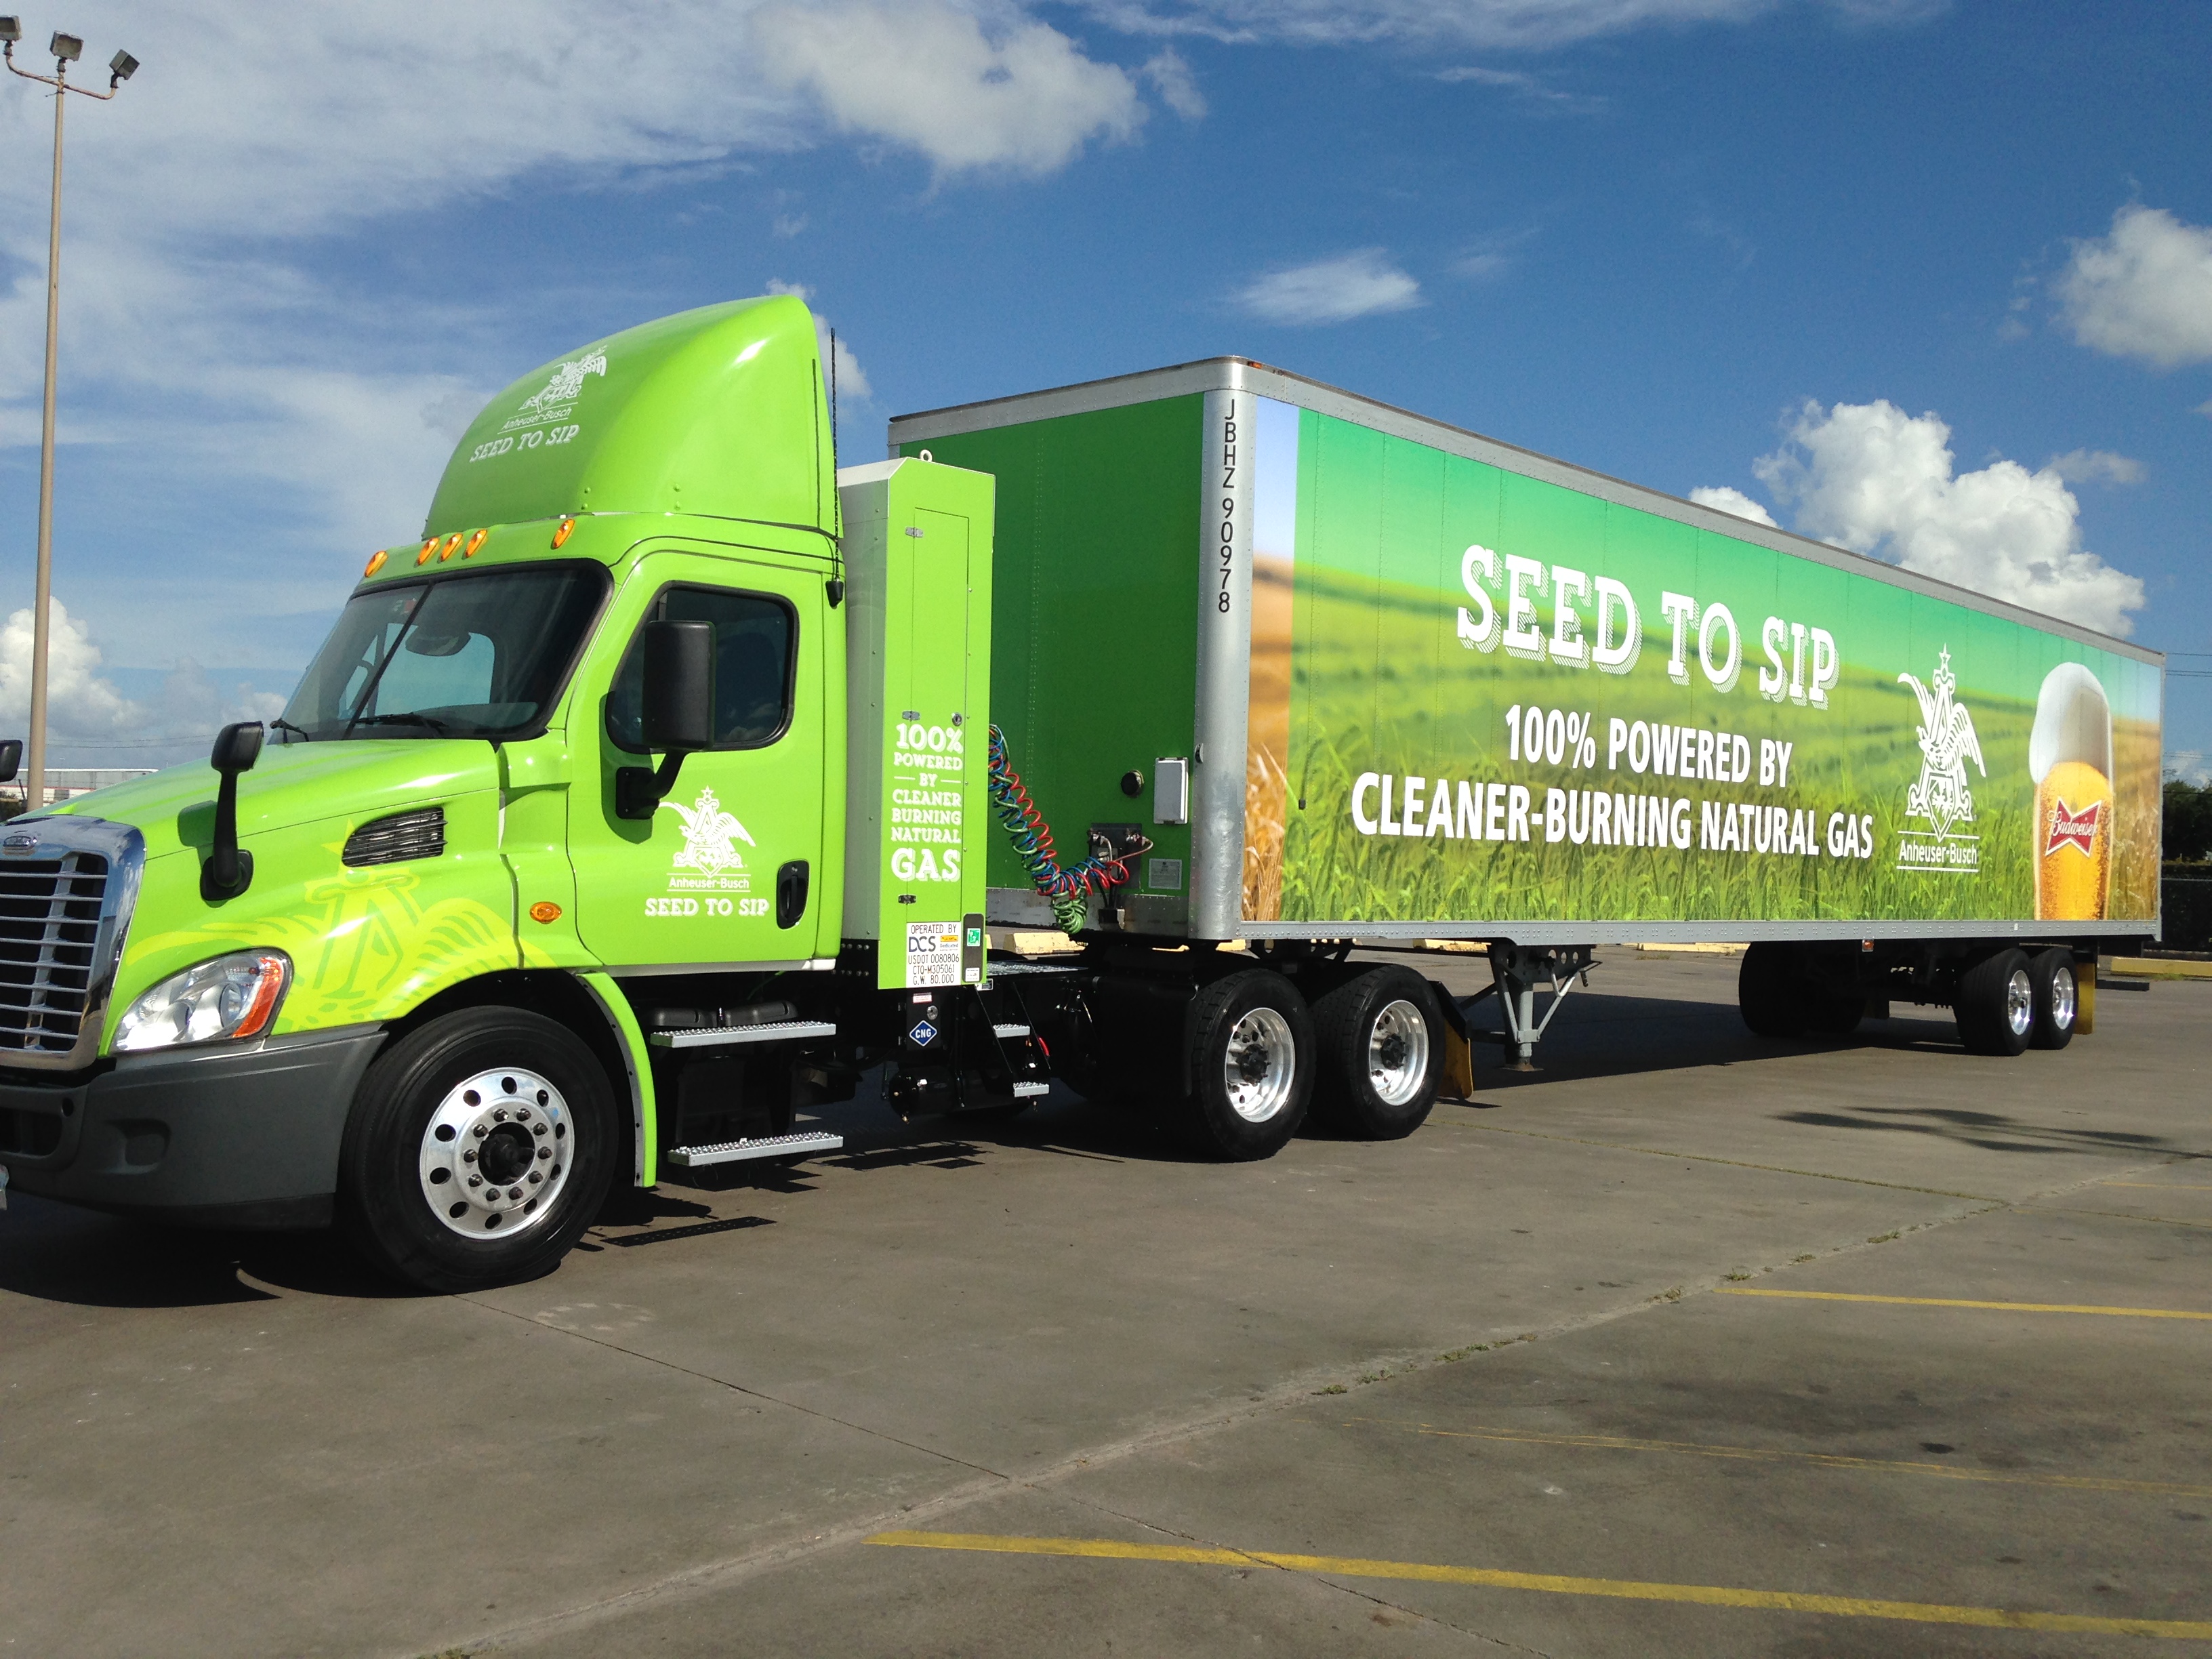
<box><xmin>1954</xmin><ymin>949</ymin><xmax>2034</xmax><ymax>1057</ymax></box>
<box><xmin>1179</xmin><ymin>969</ymin><xmax>1312</xmax><ymax>1161</ymax></box>
<box><xmin>1803</xmin><ymin>989</ymin><xmax>1864</xmax><ymax>1038</ymax></box>
<box><xmin>1738</xmin><ymin>943</ymin><xmax>1806</xmax><ymax>1037</ymax></box>
<box><xmin>1309</xmin><ymin>966</ymin><xmax>1441</xmax><ymax>1139</ymax></box>
<box><xmin>339</xmin><ymin>1008</ymin><xmax>619</xmax><ymax>1292</ymax></box>
<box><xmin>2028</xmin><ymin>949</ymin><xmax>2078</xmax><ymax>1050</ymax></box>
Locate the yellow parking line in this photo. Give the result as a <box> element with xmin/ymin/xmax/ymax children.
<box><xmin>866</xmin><ymin>1531</ymin><xmax>2212</xmax><ymax>1637</ymax></box>
<box><xmin>1341</xmin><ymin>1418</ymin><xmax>2212</xmax><ymax>1499</ymax></box>
<box><xmin>1717</xmin><ymin>1288</ymin><xmax>2212</xmax><ymax>1319</ymax></box>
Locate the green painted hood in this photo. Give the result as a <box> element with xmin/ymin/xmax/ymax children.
<box><xmin>52</xmin><ymin>741</ymin><xmax>499</xmax><ymax>860</ymax></box>
<box><xmin>423</xmin><ymin>295</ymin><xmax>836</xmax><ymax>543</ymax></box>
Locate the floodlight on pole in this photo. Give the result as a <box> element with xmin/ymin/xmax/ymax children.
<box><xmin>5</xmin><ymin>24</ymin><xmax>136</xmax><ymax>811</ymax></box>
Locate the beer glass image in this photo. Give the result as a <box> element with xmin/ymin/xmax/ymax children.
<box><xmin>2028</xmin><ymin>663</ymin><xmax>2113</xmax><ymax>920</ymax></box>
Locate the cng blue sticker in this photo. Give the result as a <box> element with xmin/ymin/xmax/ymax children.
<box><xmin>908</xmin><ymin>1020</ymin><xmax>939</xmax><ymax>1046</ymax></box>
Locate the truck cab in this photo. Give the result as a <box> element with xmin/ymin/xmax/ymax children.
<box><xmin>0</xmin><ymin>296</ymin><xmax>1044</xmax><ymax>1290</ymax></box>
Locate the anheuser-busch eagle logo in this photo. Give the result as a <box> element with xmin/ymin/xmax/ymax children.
<box><xmin>2045</xmin><ymin>798</ymin><xmax>2103</xmax><ymax>858</ymax></box>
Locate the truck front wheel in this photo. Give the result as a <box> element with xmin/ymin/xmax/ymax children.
<box><xmin>1309</xmin><ymin>966</ymin><xmax>1441</xmax><ymax>1140</ymax></box>
<box><xmin>339</xmin><ymin>1008</ymin><xmax>619</xmax><ymax>1292</ymax></box>
<box><xmin>1181</xmin><ymin>969</ymin><xmax>1313</xmax><ymax>1161</ymax></box>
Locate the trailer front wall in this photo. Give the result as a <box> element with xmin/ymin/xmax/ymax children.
<box><xmin>1249</xmin><ymin>401</ymin><xmax>2162</xmax><ymax>931</ymax></box>
<box><xmin>900</xmin><ymin>399</ymin><xmax>1203</xmax><ymax>924</ymax></box>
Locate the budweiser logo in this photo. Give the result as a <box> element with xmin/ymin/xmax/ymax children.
<box><xmin>2044</xmin><ymin>798</ymin><xmax>2102</xmax><ymax>858</ymax></box>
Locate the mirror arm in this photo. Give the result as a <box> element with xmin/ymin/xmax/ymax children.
<box><xmin>201</xmin><ymin>768</ymin><xmax>253</xmax><ymax>901</ymax></box>
<box><xmin>614</xmin><ymin>750</ymin><xmax>693</xmax><ymax>822</ymax></box>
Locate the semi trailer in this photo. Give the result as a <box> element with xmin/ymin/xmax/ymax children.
<box><xmin>0</xmin><ymin>295</ymin><xmax>2162</xmax><ymax>1291</ymax></box>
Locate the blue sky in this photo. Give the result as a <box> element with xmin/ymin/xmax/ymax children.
<box><xmin>1</xmin><ymin>0</ymin><xmax>2206</xmax><ymax>771</ymax></box>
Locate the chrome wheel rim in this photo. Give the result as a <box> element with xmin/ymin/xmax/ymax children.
<box><xmin>419</xmin><ymin>1067</ymin><xmax>571</xmax><ymax>1238</ymax></box>
<box><xmin>1223</xmin><ymin>1006</ymin><xmax>1296</xmax><ymax>1123</ymax></box>
<box><xmin>2005</xmin><ymin>968</ymin><xmax>2034</xmax><ymax>1038</ymax></box>
<box><xmin>2048</xmin><ymin>962</ymin><xmax>2077</xmax><ymax>1030</ymax></box>
<box><xmin>1366</xmin><ymin>999</ymin><xmax>1430</xmax><ymax>1106</ymax></box>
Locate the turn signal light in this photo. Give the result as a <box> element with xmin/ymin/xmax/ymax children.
<box><xmin>365</xmin><ymin>550</ymin><xmax>388</xmax><ymax>577</ymax></box>
<box><xmin>528</xmin><ymin>901</ymin><xmax>562</xmax><ymax>924</ymax></box>
<box><xmin>552</xmin><ymin>516</ymin><xmax>575</xmax><ymax>549</ymax></box>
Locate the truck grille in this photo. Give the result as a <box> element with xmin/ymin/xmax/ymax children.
<box><xmin>0</xmin><ymin>853</ymin><xmax>110</xmax><ymax>1056</ymax></box>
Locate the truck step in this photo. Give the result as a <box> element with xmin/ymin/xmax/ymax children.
<box><xmin>1012</xmin><ymin>1081</ymin><xmax>1050</xmax><ymax>1097</ymax></box>
<box><xmin>666</xmin><ymin>1130</ymin><xmax>845</xmax><ymax>1168</ymax></box>
<box><xmin>992</xmin><ymin>1022</ymin><xmax>1032</xmax><ymax>1038</ymax></box>
<box><xmin>649</xmin><ymin>1020</ymin><xmax>838</xmax><ymax>1050</ymax></box>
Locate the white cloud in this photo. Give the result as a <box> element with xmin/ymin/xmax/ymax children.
<box><xmin>1235</xmin><ymin>250</ymin><xmax>1422</xmax><ymax>325</ymax></box>
<box><xmin>1435</xmin><ymin>64</ymin><xmax>1604</xmax><ymax>112</ymax></box>
<box><xmin>0</xmin><ymin>598</ymin><xmax>142</xmax><ymax>743</ymax></box>
<box><xmin>1075</xmin><ymin>0</ymin><xmax>1933</xmax><ymax>47</ymax></box>
<box><xmin>751</xmin><ymin>1</ymin><xmax>1145</xmax><ymax>177</ymax></box>
<box><xmin>1753</xmin><ymin>399</ymin><xmax>2145</xmax><ymax>636</ymax></box>
<box><xmin>1688</xmin><ymin>485</ymin><xmax>1777</xmax><ymax>526</ymax></box>
<box><xmin>1144</xmin><ymin>48</ymin><xmax>1209</xmax><ymax>118</ymax></box>
<box><xmin>2055</xmin><ymin>205</ymin><xmax>2212</xmax><ymax>370</ymax></box>
<box><xmin>2168</xmin><ymin>750</ymin><xmax>2210</xmax><ymax>787</ymax></box>
<box><xmin>765</xmin><ymin>281</ymin><xmax>874</xmax><ymax>403</ymax></box>
<box><xmin>0</xmin><ymin>598</ymin><xmax>287</xmax><ymax>765</ymax></box>
<box><xmin>2045</xmin><ymin>448</ymin><xmax>2146</xmax><ymax>486</ymax></box>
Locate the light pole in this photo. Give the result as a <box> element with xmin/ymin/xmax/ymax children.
<box><xmin>3</xmin><ymin>19</ymin><xmax>136</xmax><ymax>810</ymax></box>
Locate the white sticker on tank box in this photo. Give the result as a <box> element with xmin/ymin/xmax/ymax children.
<box><xmin>1145</xmin><ymin>857</ymin><xmax>1184</xmax><ymax>892</ymax></box>
<box><xmin>905</xmin><ymin>920</ymin><xmax>962</xmax><ymax>988</ymax></box>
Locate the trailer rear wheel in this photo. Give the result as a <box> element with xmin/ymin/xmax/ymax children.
<box><xmin>1954</xmin><ymin>949</ymin><xmax>2034</xmax><ymax>1057</ymax></box>
<box><xmin>1310</xmin><ymin>966</ymin><xmax>1440</xmax><ymax>1140</ymax></box>
<box><xmin>2028</xmin><ymin>949</ymin><xmax>2078</xmax><ymax>1050</ymax></box>
<box><xmin>339</xmin><ymin>1008</ymin><xmax>618</xmax><ymax>1292</ymax></box>
<box><xmin>1738</xmin><ymin>943</ymin><xmax>1807</xmax><ymax>1037</ymax></box>
<box><xmin>1180</xmin><ymin>969</ymin><xmax>1312</xmax><ymax>1161</ymax></box>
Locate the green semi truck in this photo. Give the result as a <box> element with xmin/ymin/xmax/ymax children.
<box><xmin>0</xmin><ymin>296</ymin><xmax>2162</xmax><ymax>1290</ymax></box>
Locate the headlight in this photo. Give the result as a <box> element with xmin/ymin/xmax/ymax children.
<box><xmin>113</xmin><ymin>951</ymin><xmax>292</xmax><ymax>1052</ymax></box>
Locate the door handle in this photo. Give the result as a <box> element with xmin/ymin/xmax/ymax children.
<box><xmin>776</xmin><ymin>860</ymin><xmax>809</xmax><ymax>929</ymax></box>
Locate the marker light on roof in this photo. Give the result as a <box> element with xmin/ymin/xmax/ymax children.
<box><xmin>439</xmin><ymin>533</ymin><xmax>463</xmax><ymax>561</ymax></box>
<box><xmin>416</xmin><ymin>539</ymin><xmax>438</xmax><ymax>565</ymax></box>
<box><xmin>464</xmin><ymin>529</ymin><xmax>487</xmax><ymax>557</ymax></box>
<box><xmin>365</xmin><ymin>550</ymin><xmax>388</xmax><ymax>577</ymax></box>
<box><xmin>552</xmin><ymin>516</ymin><xmax>575</xmax><ymax>548</ymax></box>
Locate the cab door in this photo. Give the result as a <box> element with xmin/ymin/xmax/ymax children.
<box><xmin>568</xmin><ymin>549</ymin><xmax>827</xmax><ymax>970</ymax></box>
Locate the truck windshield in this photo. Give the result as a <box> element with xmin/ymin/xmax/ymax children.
<box><xmin>277</xmin><ymin>567</ymin><xmax>607</xmax><ymax>741</ymax></box>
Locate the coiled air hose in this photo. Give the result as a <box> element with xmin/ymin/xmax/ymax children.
<box><xmin>986</xmin><ymin>724</ymin><xmax>1144</xmax><ymax>934</ymax></box>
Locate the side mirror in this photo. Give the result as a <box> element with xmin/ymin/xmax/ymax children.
<box><xmin>201</xmin><ymin>721</ymin><xmax>264</xmax><ymax>902</ymax></box>
<box><xmin>0</xmin><ymin>739</ymin><xmax>20</xmax><ymax>785</ymax></box>
<box><xmin>639</xmin><ymin>620</ymin><xmax>716</xmax><ymax>753</ymax></box>
<box><xmin>616</xmin><ymin>621</ymin><xmax>716</xmax><ymax>821</ymax></box>
<box><xmin>211</xmin><ymin>721</ymin><xmax>264</xmax><ymax>776</ymax></box>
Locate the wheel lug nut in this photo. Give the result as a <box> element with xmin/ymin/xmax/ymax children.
<box><xmin>493</xmin><ymin>1109</ymin><xmax>508</xmax><ymax>1122</ymax></box>
<box><xmin>533</xmin><ymin>1124</ymin><xmax>548</xmax><ymax>1136</ymax></box>
<box><xmin>537</xmin><ymin>1146</ymin><xmax>551</xmax><ymax>1160</ymax></box>
<box><xmin>463</xmin><ymin>1149</ymin><xmax>476</xmax><ymax>1163</ymax></box>
<box><xmin>528</xmin><ymin>1172</ymin><xmax>541</xmax><ymax>1185</ymax></box>
<box><xmin>508</xmin><ymin>1187</ymin><xmax>523</xmax><ymax>1200</ymax></box>
<box><xmin>468</xmin><ymin>1175</ymin><xmax>483</xmax><ymax>1188</ymax></box>
<box><xmin>473</xmin><ymin>1124</ymin><xmax>488</xmax><ymax>1138</ymax></box>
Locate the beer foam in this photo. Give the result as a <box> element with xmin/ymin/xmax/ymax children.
<box><xmin>2028</xmin><ymin>662</ymin><xmax>2112</xmax><ymax>784</ymax></box>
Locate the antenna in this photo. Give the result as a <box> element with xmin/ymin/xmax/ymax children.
<box><xmin>827</xmin><ymin>326</ymin><xmax>839</xmax><ymax>466</ymax></box>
